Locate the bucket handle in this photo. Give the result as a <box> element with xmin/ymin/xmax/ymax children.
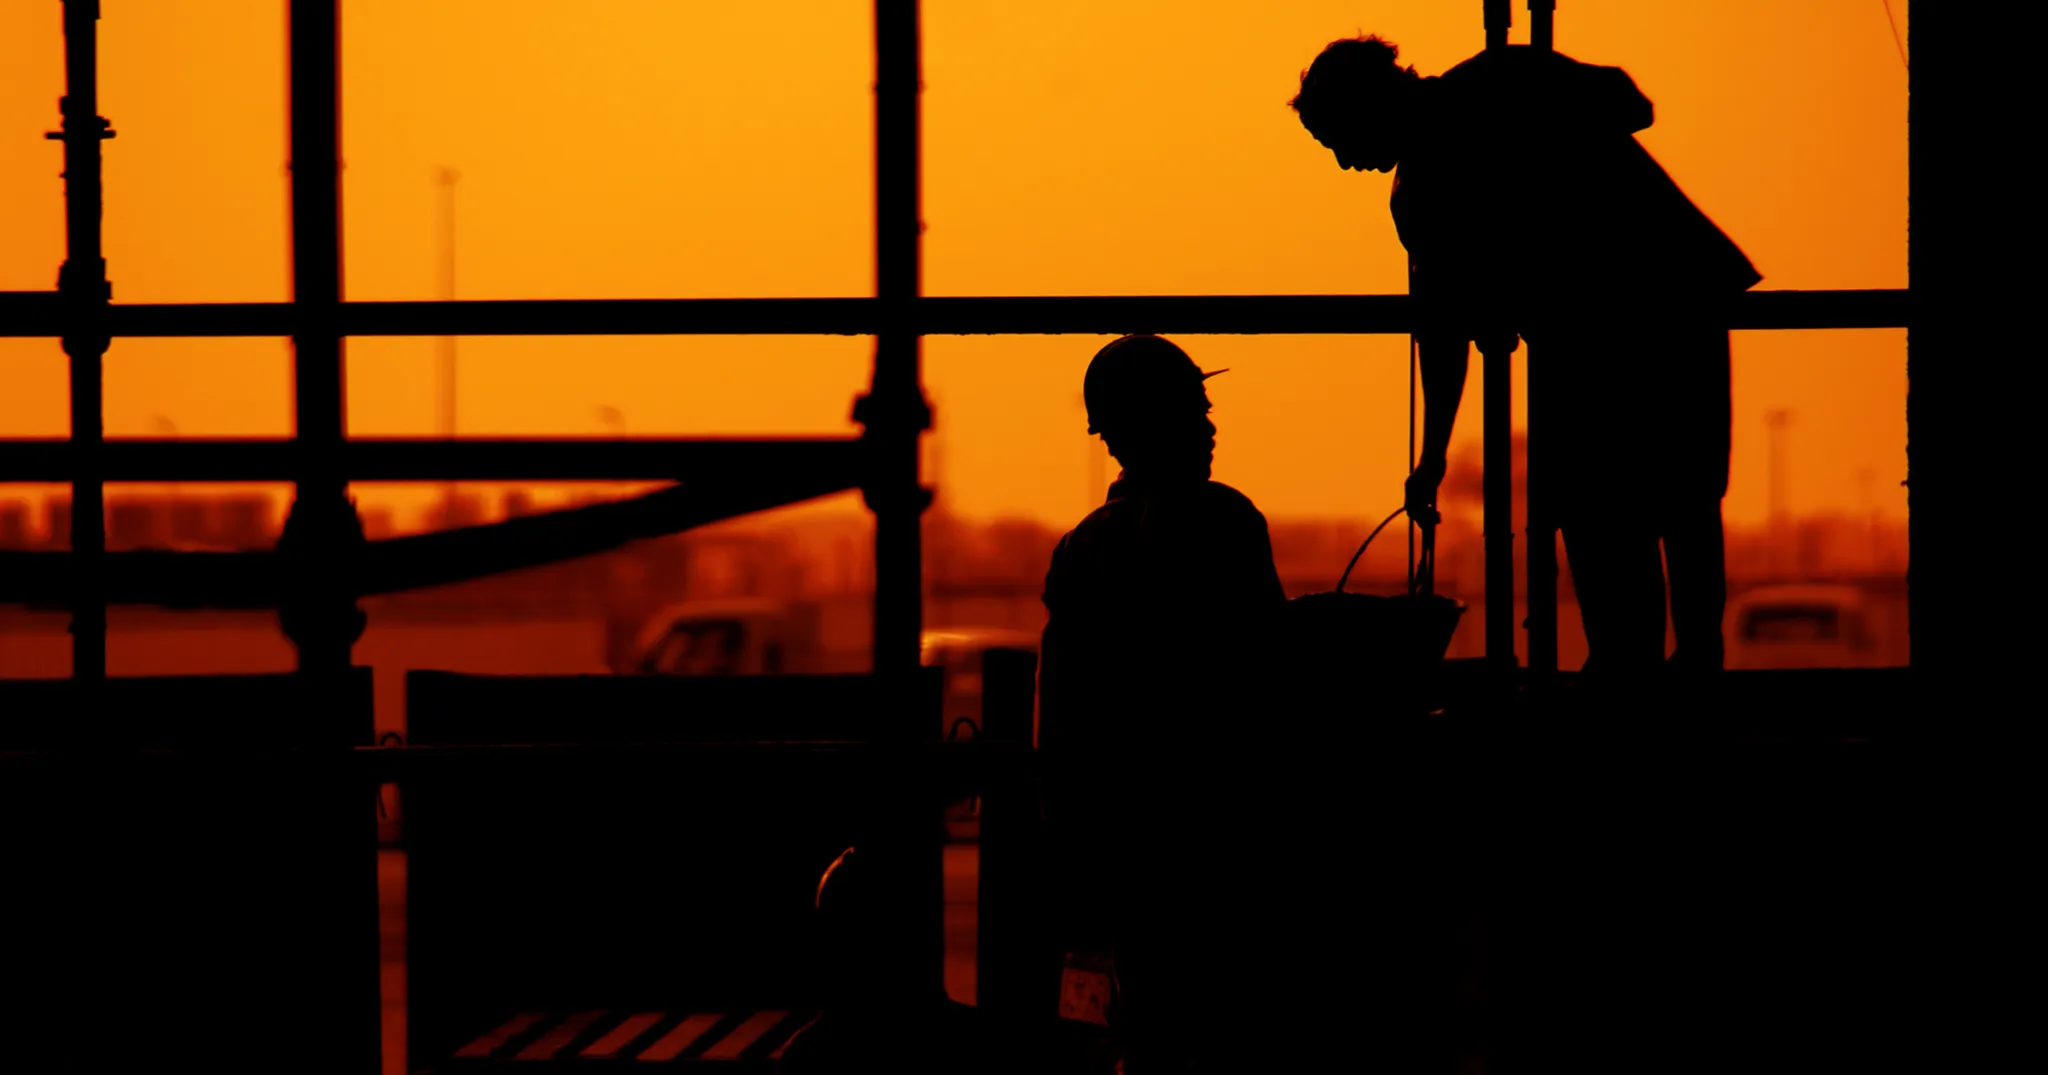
<box><xmin>1336</xmin><ymin>507</ymin><xmax>1439</xmax><ymax>597</ymax></box>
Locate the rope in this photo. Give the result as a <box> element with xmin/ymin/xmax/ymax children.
<box><xmin>1880</xmin><ymin>0</ymin><xmax>1908</xmax><ymax>71</ymax></box>
<box><xmin>1408</xmin><ymin>307</ymin><xmax>1419</xmax><ymax>595</ymax></box>
<box><xmin>1337</xmin><ymin>506</ymin><xmax>1408</xmax><ymax>594</ymax></box>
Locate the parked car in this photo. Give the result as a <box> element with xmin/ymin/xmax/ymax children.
<box><xmin>630</xmin><ymin>598</ymin><xmax>792</xmax><ymax>676</ymax></box>
<box><xmin>921</xmin><ymin>627</ymin><xmax>1040</xmax><ymax>742</ymax></box>
<box><xmin>632</xmin><ymin>609</ymin><xmax>1040</xmax><ymax>739</ymax></box>
<box><xmin>1726</xmin><ymin>584</ymin><xmax>1882</xmax><ymax>670</ymax></box>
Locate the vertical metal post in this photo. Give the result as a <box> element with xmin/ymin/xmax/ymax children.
<box><xmin>283</xmin><ymin>0</ymin><xmax>365</xmax><ymax>672</ymax></box>
<box><xmin>1524</xmin><ymin>0</ymin><xmax>1558</xmax><ymax>684</ymax></box>
<box><xmin>284</xmin><ymin>4</ymin><xmax>377</xmax><ymax>1072</ymax></box>
<box><xmin>1525</xmin><ymin>365</ymin><xmax>1556</xmax><ymax>682</ymax></box>
<box><xmin>1485</xmin><ymin>0</ymin><xmax>1511</xmax><ymax>51</ymax></box>
<box><xmin>860</xmin><ymin>0</ymin><xmax>940</xmax><ymax>1001</ymax></box>
<box><xmin>866</xmin><ymin>0</ymin><xmax>930</xmax><ymax>683</ymax></box>
<box><xmin>1483</xmin><ymin>348</ymin><xmax>1516</xmax><ymax>679</ymax></box>
<box><xmin>1480</xmin><ymin>3</ymin><xmax>1517</xmax><ymax>680</ymax></box>
<box><xmin>1903</xmin><ymin>0</ymin><xmax>1929</xmax><ymax>695</ymax></box>
<box><xmin>1529</xmin><ymin>0</ymin><xmax>1555</xmax><ymax>52</ymax></box>
<box><xmin>55</xmin><ymin>0</ymin><xmax>111</xmax><ymax>687</ymax></box>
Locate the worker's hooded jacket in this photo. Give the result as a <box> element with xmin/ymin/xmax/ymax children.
<box><xmin>1393</xmin><ymin>46</ymin><xmax>1759</xmax><ymax>507</ymax></box>
<box><xmin>1035</xmin><ymin>471</ymin><xmax>1286</xmax><ymax>932</ymax></box>
<box><xmin>1039</xmin><ymin>473</ymin><xmax>1285</xmax><ymax>763</ymax></box>
<box><xmin>1392</xmin><ymin>46</ymin><xmax>1761</xmax><ymax>339</ymax></box>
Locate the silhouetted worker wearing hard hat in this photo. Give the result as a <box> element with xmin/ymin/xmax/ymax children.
<box><xmin>1038</xmin><ymin>334</ymin><xmax>1287</xmax><ymax>1074</ymax></box>
<box><xmin>1290</xmin><ymin>35</ymin><xmax>1761</xmax><ymax>687</ymax></box>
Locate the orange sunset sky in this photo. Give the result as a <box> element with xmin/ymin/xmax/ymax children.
<box><xmin>1</xmin><ymin>1</ymin><xmax>1908</xmax><ymax>533</ymax></box>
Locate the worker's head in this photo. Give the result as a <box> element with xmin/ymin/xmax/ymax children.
<box><xmin>1083</xmin><ymin>335</ymin><xmax>1221</xmax><ymax>483</ymax></box>
<box><xmin>1289</xmin><ymin>35</ymin><xmax>1421</xmax><ymax>173</ymax></box>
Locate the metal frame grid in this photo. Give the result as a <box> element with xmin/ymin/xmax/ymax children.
<box><xmin>1</xmin><ymin>1</ymin><xmax>1909</xmax><ymax>684</ymax></box>
<box><xmin>0</xmin><ymin>3</ymin><xmax>1911</xmax><ymax>1068</ymax></box>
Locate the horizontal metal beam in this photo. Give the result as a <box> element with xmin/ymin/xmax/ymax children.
<box><xmin>0</xmin><ymin>462</ymin><xmax>862</xmax><ymax>606</ymax></box>
<box><xmin>0</xmin><ymin>289</ymin><xmax>1909</xmax><ymax>339</ymax></box>
<box><xmin>0</xmin><ymin>291</ymin><xmax>58</xmax><ymax>316</ymax></box>
<box><xmin>0</xmin><ymin>738</ymin><xmax>1042</xmax><ymax>786</ymax></box>
<box><xmin>0</xmin><ymin>549</ymin><xmax>273</xmax><ymax>608</ymax></box>
<box><xmin>1730</xmin><ymin>288</ymin><xmax>1910</xmax><ymax>331</ymax></box>
<box><xmin>356</xmin><ymin>467</ymin><xmax>860</xmax><ymax>594</ymax></box>
<box><xmin>0</xmin><ymin>436</ymin><xmax>862</xmax><ymax>483</ymax></box>
<box><xmin>0</xmin><ymin>664</ymin><xmax>1902</xmax><ymax>770</ymax></box>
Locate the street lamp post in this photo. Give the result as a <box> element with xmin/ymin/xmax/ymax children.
<box><xmin>155</xmin><ymin>415</ymin><xmax>179</xmax><ymax>544</ymax></box>
<box><xmin>438</xmin><ymin>167</ymin><xmax>459</xmax><ymax>516</ymax></box>
<box><xmin>1766</xmin><ymin>409</ymin><xmax>1792</xmax><ymax>577</ymax></box>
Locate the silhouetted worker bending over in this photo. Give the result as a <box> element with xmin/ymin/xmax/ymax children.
<box><xmin>1038</xmin><ymin>334</ymin><xmax>1286</xmax><ymax>1074</ymax></box>
<box><xmin>1291</xmin><ymin>36</ymin><xmax>1761</xmax><ymax>683</ymax></box>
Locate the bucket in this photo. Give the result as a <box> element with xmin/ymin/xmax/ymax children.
<box><xmin>1282</xmin><ymin>508</ymin><xmax>1466</xmax><ymax>716</ymax></box>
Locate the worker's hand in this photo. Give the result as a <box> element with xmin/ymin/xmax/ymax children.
<box><xmin>1406</xmin><ymin>457</ymin><xmax>1446</xmax><ymax>529</ymax></box>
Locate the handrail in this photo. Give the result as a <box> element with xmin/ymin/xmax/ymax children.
<box><xmin>0</xmin><ymin>738</ymin><xmax>1043</xmax><ymax>787</ymax></box>
<box><xmin>0</xmin><ymin>289</ymin><xmax>1908</xmax><ymax>338</ymax></box>
<box><xmin>0</xmin><ymin>436</ymin><xmax>861</xmax><ymax>483</ymax></box>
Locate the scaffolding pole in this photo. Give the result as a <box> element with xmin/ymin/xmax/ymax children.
<box><xmin>55</xmin><ymin>0</ymin><xmax>110</xmax><ymax>686</ymax></box>
<box><xmin>284</xmin><ymin>4</ymin><xmax>379</xmax><ymax>1071</ymax></box>
<box><xmin>863</xmin><ymin>0</ymin><xmax>943</xmax><ymax>1003</ymax></box>
<box><xmin>1481</xmin><ymin>0</ymin><xmax>1518</xmax><ymax>681</ymax></box>
<box><xmin>1526</xmin><ymin>0</ymin><xmax>1560</xmax><ymax>684</ymax></box>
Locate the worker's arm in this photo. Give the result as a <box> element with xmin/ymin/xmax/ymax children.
<box><xmin>1405</xmin><ymin>255</ymin><xmax>1504</xmax><ymax>526</ymax></box>
<box><xmin>1406</xmin><ymin>330</ymin><xmax>1468</xmax><ymax>528</ymax></box>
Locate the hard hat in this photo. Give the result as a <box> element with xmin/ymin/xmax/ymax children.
<box><xmin>1083</xmin><ymin>334</ymin><xmax>1226</xmax><ymax>436</ymax></box>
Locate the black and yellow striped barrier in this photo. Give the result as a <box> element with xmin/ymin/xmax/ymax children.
<box><xmin>441</xmin><ymin>1010</ymin><xmax>817</xmax><ymax>1067</ymax></box>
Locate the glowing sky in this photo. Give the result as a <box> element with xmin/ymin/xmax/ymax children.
<box><xmin>0</xmin><ymin>1</ymin><xmax>1909</xmax><ymax>530</ymax></box>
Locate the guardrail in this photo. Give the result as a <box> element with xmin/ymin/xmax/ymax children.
<box><xmin>0</xmin><ymin>288</ymin><xmax>1907</xmax><ymax>338</ymax></box>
